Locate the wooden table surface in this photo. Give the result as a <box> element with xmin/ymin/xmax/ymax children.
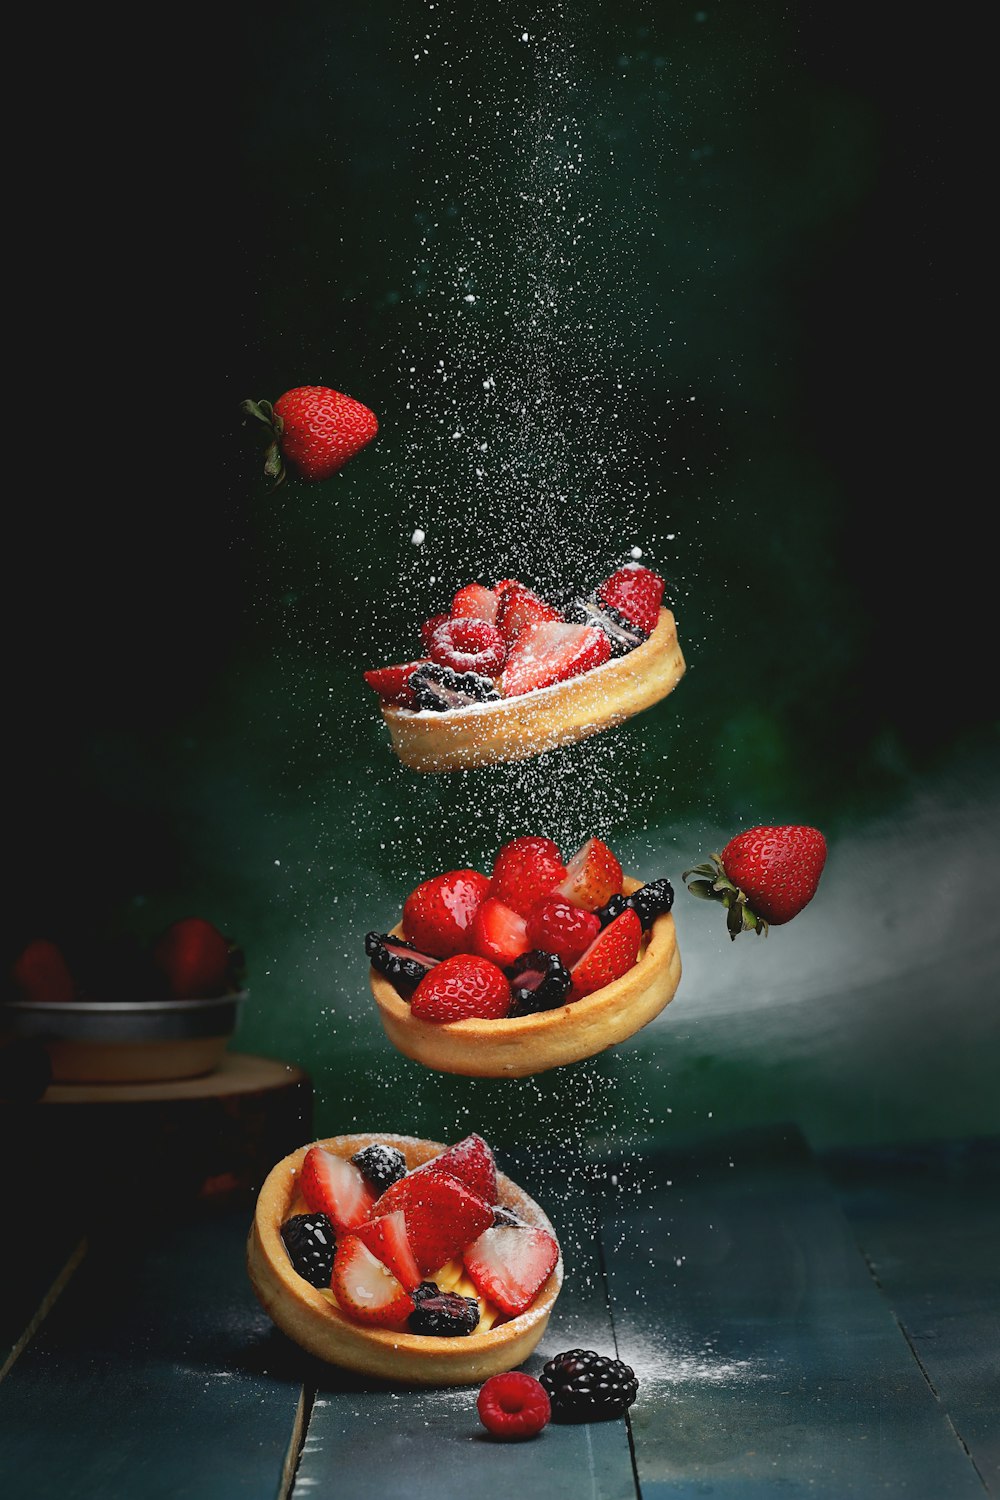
<box><xmin>1</xmin><ymin>1126</ymin><xmax>996</xmax><ymax>1499</ymax></box>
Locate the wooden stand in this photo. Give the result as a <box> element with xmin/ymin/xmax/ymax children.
<box><xmin>9</xmin><ymin>1053</ymin><xmax>313</xmax><ymax>1221</ymax></box>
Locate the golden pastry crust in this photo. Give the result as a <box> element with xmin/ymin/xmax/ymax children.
<box><xmin>379</xmin><ymin>606</ymin><xmax>685</xmax><ymax>772</ymax></box>
<box><xmin>370</xmin><ymin>879</ymin><xmax>681</xmax><ymax>1078</ymax></box>
<box><xmin>246</xmin><ymin>1132</ymin><xmax>562</xmax><ymax>1386</ymax></box>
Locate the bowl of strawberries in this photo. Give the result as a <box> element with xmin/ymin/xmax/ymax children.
<box><xmin>247</xmin><ymin>1130</ymin><xmax>562</xmax><ymax>1386</ymax></box>
<box><xmin>0</xmin><ymin>917</ymin><xmax>248</xmax><ymax>1084</ymax></box>
<box><xmin>366</xmin><ymin>833</ymin><xmax>681</xmax><ymax>1077</ymax></box>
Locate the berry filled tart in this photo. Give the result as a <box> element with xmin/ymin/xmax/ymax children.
<box><xmin>363</xmin><ymin>563</ymin><xmax>685</xmax><ymax>772</ymax></box>
<box><xmin>367</xmin><ymin>834</ymin><xmax>682</xmax><ymax>1077</ymax></box>
<box><xmin>247</xmin><ymin>1131</ymin><xmax>562</xmax><ymax>1385</ymax></box>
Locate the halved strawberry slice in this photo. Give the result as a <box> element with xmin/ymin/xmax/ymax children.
<box><xmin>596</xmin><ymin>564</ymin><xmax>664</xmax><ymax>635</ymax></box>
<box><xmin>331</xmin><ymin>1234</ymin><xmax>415</xmax><ymax>1327</ymax></box>
<box><xmin>495</xmin><ymin>582</ymin><xmax>562</xmax><ymax>644</ymax></box>
<box><xmin>568</xmin><ymin>907</ymin><xmax>642</xmax><ymax>1001</ymax></box>
<box><xmin>299</xmin><ymin>1146</ymin><xmax>377</xmax><ymax>1234</ymax></box>
<box><xmin>451</xmin><ymin>582</ymin><xmax>500</xmax><ymax>624</ymax></box>
<box><xmin>555</xmin><ymin>836</ymin><xmax>624</xmax><ymax>911</ymax></box>
<box><xmin>376</xmin><ymin>1168</ymin><xmax>494</xmax><ymax>1274</ymax></box>
<box><xmin>463</xmin><ymin>1226</ymin><xmax>559</xmax><ymax>1317</ymax></box>
<box><xmin>362</xmin><ymin>659</ymin><xmax>432</xmax><ymax>709</ymax></box>
<box><xmin>431</xmin><ymin>1133</ymin><xmax>497</xmax><ymax>1204</ymax></box>
<box><xmin>354</xmin><ymin>1209</ymin><xmax>422</xmax><ymax>1293</ymax></box>
<box><xmin>500</xmin><ymin>621</ymin><xmax>610</xmax><ymax>698</ymax></box>
<box><xmin>469</xmin><ymin>897</ymin><xmax>530</xmax><ymax>968</ymax></box>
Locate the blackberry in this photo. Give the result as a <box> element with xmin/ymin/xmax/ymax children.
<box><xmin>350</xmin><ymin>1141</ymin><xmax>407</xmax><ymax>1192</ymax></box>
<box><xmin>280</xmin><ymin>1213</ymin><xmax>336</xmax><ymax>1289</ymax></box>
<box><xmin>493</xmin><ymin>1204</ymin><xmax>529</xmax><ymax>1227</ymax></box>
<box><xmin>408</xmin><ymin>1281</ymin><xmax>481</xmax><ymax>1337</ymax></box>
<box><xmin>595</xmin><ymin>893</ymin><xmax>629</xmax><ymax>928</ymax></box>
<box><xmin>505</xmin><ymin>949</ymin><xmax>572</xmax><ymax>1016</ymax></box>
<box><xmin>562</xmin><ymin>597</ymin><xmax>649</xmax><ymax>657</ymax></box>
<box><xmin>540</xmin><ymin>1349</ymin><xmax>639</xmax><ymax>1423</ymax></box>
<box><xmin>627</xmin><ymin>877</ymin><xmax>674</xmax><ymax>929</ymax></box>
<box><xmin>365</xmin><ymin>931</ymin><xmax>439</xmax><ymax>992</ymax></box>
<box><xmin>410</xmin><ymin>663</ymin><xmax>501</xmax><ymax>711</ymax></box>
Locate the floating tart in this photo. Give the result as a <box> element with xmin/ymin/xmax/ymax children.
<box><xmin>379</xmin><ymin>607</ymin><xmax>685</xmax><ymax>773</ymax></box>
<box><xmin>247</xmin><ymin>1132</ymin><xmax>562</xmax><ymax>1386</ymax></box>
<box><xmin>370</xmin><ymin>878</ymin><xmax>681</xmax><ymax>1078</ymax></box>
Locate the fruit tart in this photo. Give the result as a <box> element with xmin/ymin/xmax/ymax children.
<box><xmin>367</xmin><ymin>834</ymin><xmax>682</xmax><ymax>1077</ymax></box>
<box><xmin>363</xmin><ymin>563</ymin><xmax>685</xmax><ymax>772</ymax></box>
<box><xmin>247</xmin><ymin>1131</ymin><xmax>562</xmax><ymax>1385</ymax></box>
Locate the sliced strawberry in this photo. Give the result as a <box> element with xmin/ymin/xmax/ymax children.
<box><xmin>409</xmin><ymin>953</ymin><xmax>512</xmax><ymax>1022</ymax></box>
<box><xmin>451</xmin><ymin>582</ymin><xmax>500</xmax><ymax>624</ymax></box>
<box><xmin>419</xmin><ymin>613</ymin><xmax>450</xmax><ymax>650</ymax></box>
<box><xmin>331</xmin><ymin>1234</ymin><xmax>415</xmax><ymax>1327</ymax></box>
<box><xmin>492</xmin><ymin>577</ymin><xmax>519</xmax><ymax>595</ymax></box>
<box><xmin>376</xmin><ymin>1167</ymin><xmax>494</xmax><ymax>1274</ymax></box>
<box><xmin>402</xmin><ymin>869</ymin><xmax>491</xmax><ymax>958</ymax></box>
<box><xmin>495</xmin><ymin>582</ymin><xmax>562</xmax><ymax>644</ymax></box>
<box><xmin>362</xmin><ymin>659</ymin><xmax>432</xmax><ymax>709</ymax></box>
<box><xmin>525</xmin><ymin>897</ymin><xmax>601</xmax><ymax>967</ymax></box>
<box><xmin>431</xmin><ymin>1133</ymin><xmax>497</xmax><ymax>1204</ymax></box>
<box><xmin>490</xmin><ymin>836</ymin><xmax>567</xmax><ymax>917</ymax></box>
<box><xmin>469</xmin><ymin>898</ymin><xmax>530</xmax><ymax>969</ymax></box>
<box><xmin>596</xmin><ymin>563</ymin><xmax>664</xmax><ymax>635</ymax></box>
<box><xmin>555</xmin><ymin>836</ymin><xmax>624</xmax><ymax>911</ymax></box>
<box><xmin>463</xmin><ymin>1226</ymin><xmax>559</xmax><ymax>1317</ymax></box>
<box><xmin>299</xmin><ymin>1146</ymin><xmax>378</xmax><ymax>1234</ymax></box>
<box><xmin>568</xmin><ymin>907</ymin><xmax>642</xmax><ymax>1000</ymax></box>
<box><xmin>354</xmin><ymin>1209</ymin><xmax>422</xmax><ymax>1293</ymax></box>
<box><xmin>500</xmin><ymin>621</ymin><xmax>610</xmax><ymax>698</ymax></box>
<box><xmin>429</xmin><ymin>618</ymin><xmax>507</xmax><ymax>676</ymax></box>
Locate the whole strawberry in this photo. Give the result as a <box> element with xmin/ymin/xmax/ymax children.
<box><xmin>683</xmin><ymin>825</ymin><xmax>827</xmax><ymax>939</ymax></box>
<box><xmin>241</xmin><ymin>385</ymin><xmax>378</xmax><ymax>484</ymax></box>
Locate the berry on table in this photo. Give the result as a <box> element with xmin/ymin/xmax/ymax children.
<box><xmin>539</xmin><ymin>1349</ymin><xmax>639</xmax><ymax>1423</ymax></box>
<box><xmin>409</xmin><ymin>953</ymin><xmax>512</xmax><ymax>1023</ymax></box>
<box><xmin>279</xmin><ymin>1213</ymin><xmax>336</xmax><ymax>1289</ymax></box>
<box><xmin>477</xmin><ymin>1372</ymin><xmax>551</xmax><ymax>1440</ymax></box>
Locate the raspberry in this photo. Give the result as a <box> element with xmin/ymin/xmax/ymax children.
<box><xmin>476</xmin><ymin>1372</ymin><xmax>551</xmax><ymax>1440</ymax></box>
<box><xmin>409</xmin><ymin>953</ymin><xmax>512</xmax><ymax>1022</ymax></box>
<box><xmin>429</xmin><ymin>618</ymin><xmax>507</xmax><ymax>676</ymax></box>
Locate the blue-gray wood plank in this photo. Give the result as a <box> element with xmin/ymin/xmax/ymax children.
<box><xmin>291</xmin><ymin>1177</ymin><xmax>638</xmax><ymax>1500</ymax></box>
<box><xmin>827</xmin><ymin>1138</ymin><xmax>1000</xmax><ymax>1495</ymax></box>
<box><xmin>599</xmin><ymin>1127</ymin><xmax>988</xmax><ymax>1498</ymax></box>
<box><xmin>0</xmin><ymin>1210</ymin><xmax>304</xmax><ymax>1500</ymax></box>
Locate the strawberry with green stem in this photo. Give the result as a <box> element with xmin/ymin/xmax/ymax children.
<box><xmin>683</xmin><ymin>824</ymin><xmax>827</xmax><ymax>939</ymax></box>
<box><xmin>241</xmin><ymin>385</ymin><xmax>378</xmax><ymax>485</ymax></box>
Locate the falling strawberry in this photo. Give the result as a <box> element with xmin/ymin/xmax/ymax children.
<box><xmin>241</xmin><ymin>385</ymin><xmax>378</xmax><ymax>485</ymax></box>
<box><xmin>683</xmin><ymin>824</ymin><xmax>828</xmax><ymax>939</ymax></box>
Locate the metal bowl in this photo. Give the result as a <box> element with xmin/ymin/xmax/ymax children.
<box><xmin>0</xmin><ymin>992</ymin><xmax>248</xmax><ymax>1084</ymax></box>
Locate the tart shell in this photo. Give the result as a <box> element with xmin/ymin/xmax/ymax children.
<box><xmin>246</xmin><ymin>1132</ymin><xmax>563</xmax><ymax>1386</ymax></box>
<box><xmin>370</xmin><ymin>879</ymin><xmax>682</xmax><ymax>1078</ymax></box>
<box><xmin>379</xmin><ymin>606</ymin><xmax>685</xmax><ymax>772</ymax></box>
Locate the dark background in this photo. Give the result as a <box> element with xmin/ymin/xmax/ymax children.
<box><xmin>7</xmin><ymin>2</ymin><xmax>996</xmax><ymax>1158</ymax></box>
